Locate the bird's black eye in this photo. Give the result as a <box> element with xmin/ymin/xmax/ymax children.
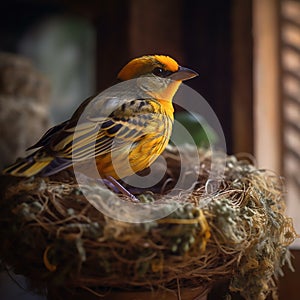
<box><xmin>152</xmin><ymin>67</ymin><xmax>173</xmax><ymax>78</ymax></box>
<box><xmin>153</xmin><ymin>67</ymin><xmax>164</xmax><ymax>76</ymax></box>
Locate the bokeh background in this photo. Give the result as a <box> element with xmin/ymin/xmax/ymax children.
<box><xmin>0</xmin><ymin>0</ymin><xmax>299</xmax><ymax>299</ymax></box>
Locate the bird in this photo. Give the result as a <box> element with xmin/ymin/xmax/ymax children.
<box><xmin>3</xmin><ymin>55</ymin><xmax>198</xmax><ymax>198</ymax></box>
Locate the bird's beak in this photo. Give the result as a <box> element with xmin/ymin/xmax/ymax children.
<box><xmin>169</xmin><ymin>66</ymin><xmax>199</xmax><ymax>81</ymax></box>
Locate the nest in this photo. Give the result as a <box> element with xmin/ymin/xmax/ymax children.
<box><xmin>0</xmin><ymin>146</ymin><xmax>297</xmax><ymax>300</ymax></box>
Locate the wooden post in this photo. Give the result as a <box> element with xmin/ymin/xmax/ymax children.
<box><xmin>95</xmin><ymin>0</ymin><xmax>130</xmax><ymax>91</ymax></box>
<box><xmin>231</xmin><ymin>0</ymin><xmax>253</xmax><ymax>155</ymax></box>
<box><xmin>253</xmin><ymin>0</ymin><xmax>281</xmax><ymax>173</ymax></box>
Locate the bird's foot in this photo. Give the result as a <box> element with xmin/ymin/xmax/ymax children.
<box><xmin>106</xmin><ymin>176</ymin><xmax>140</xmax><ymax>203</ymax></box>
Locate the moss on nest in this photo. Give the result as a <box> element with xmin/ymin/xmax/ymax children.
<box><xmin>0</xmin><ymin>146</ymin><xmax>297</xmax><ymax>300</ymax></box>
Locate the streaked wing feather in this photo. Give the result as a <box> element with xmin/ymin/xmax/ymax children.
<box><xmin>60</xmin><ymin>120</ymin><xmax>148</xmax><ymax>160</ymax></box>
<box><xmin>52</xmin><ymin>99</ymin><xmax>158</xmax><ymax>161</ymax></box>
<box><xmin>24</xmin><ymin>94</ymin><xmax>159</xmax><ymax>165</ymax></box>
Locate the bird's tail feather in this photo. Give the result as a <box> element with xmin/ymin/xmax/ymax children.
<box><xmin>3</xmin><ymin>153</ymin><xmax>53</xmax><ymax>177</ymax></box>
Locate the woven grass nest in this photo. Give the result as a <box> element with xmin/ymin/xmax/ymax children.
<box><xmin>0</xmin><ymin>145</ymin><xmax>297</xmax><ymax>300</ymax></box>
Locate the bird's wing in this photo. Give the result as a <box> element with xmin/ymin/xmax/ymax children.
<box><xmin>47</xmin><ymin>96</ymin><xmax>162</xmax><ymax>162</ymax></box>
<box><xmin>27</xmin><ymin>86</ymin><xmax>136</xmax><ymax>151</ymax></box>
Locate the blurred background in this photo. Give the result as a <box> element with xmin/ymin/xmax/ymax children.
<box><xmin>0</xmin><ymin>0</ymin><xmax>299</xmax><ymax>299</ymax></box>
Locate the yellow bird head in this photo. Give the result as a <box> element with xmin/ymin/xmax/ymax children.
<box><xmin>117</xmin><ymin>55</ymin><xmax>198</xmax><ymax>101</ymax></box>
<box><xmin>118</xmin><ymin>55</ymin><xmax>198</xmax><ymax>81</ymax></box>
